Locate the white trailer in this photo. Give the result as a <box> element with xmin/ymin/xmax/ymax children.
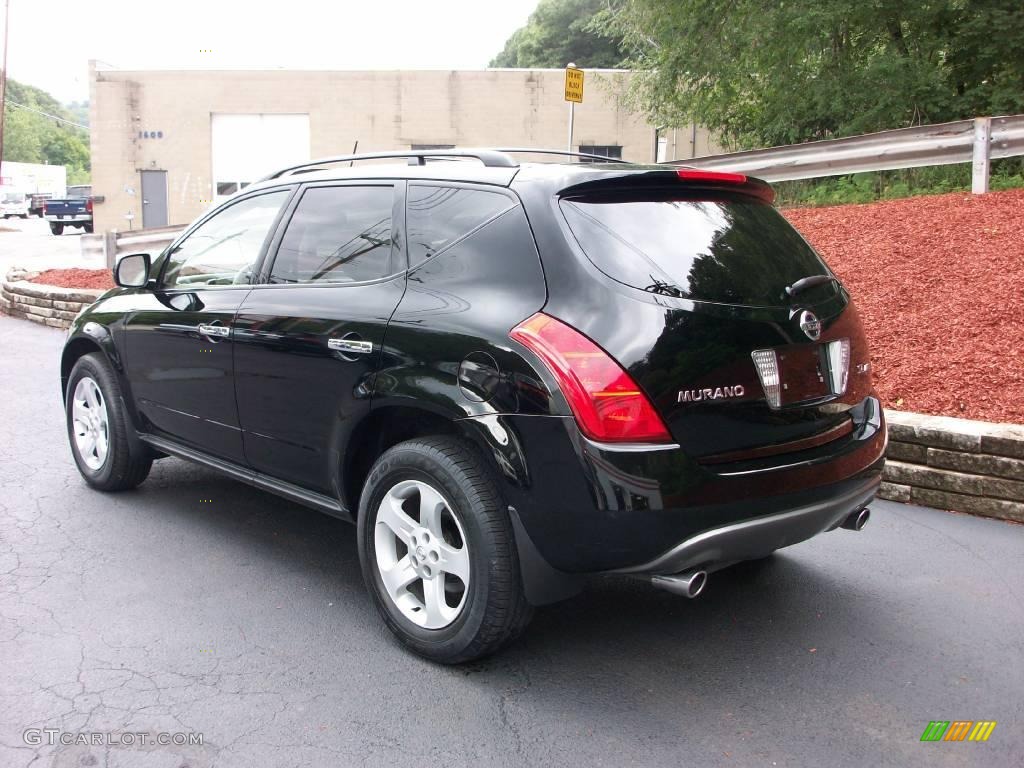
<box><xmin>0</xmin><ymin>161</ymin><xmax>68</xmax><ymax>197</ymax></box>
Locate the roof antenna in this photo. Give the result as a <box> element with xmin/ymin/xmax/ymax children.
<box><xmin>349</xmin><ymin>140</ymin><xmax>358</xmax><ymax>167</ymax></box>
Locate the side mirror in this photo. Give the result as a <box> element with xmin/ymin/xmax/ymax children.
<box><xmin>114</xmin><ymin>253</ymin><xmax>151</xmax><ymax>288</ymax></box>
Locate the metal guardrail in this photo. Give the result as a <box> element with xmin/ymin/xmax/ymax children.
<box><xmin>79</xmin><ymin>115</ymin><xmax>1021</xmax><ymax>266</ymax></box>
<box><xmin>669</xmin><ymin>115</ymin><xmax>1024</xmax><ymax>193</ymax></box>
<box><xmin>82</xmin><ymin>225</ymin><xmax>187</xmax><ymax>268</ymax></box>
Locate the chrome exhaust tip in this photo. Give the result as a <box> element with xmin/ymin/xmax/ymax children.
<box><xmin>651</xmin><ymin>569</ymin><xmax>708</xmax><ymax>599</ymax></box>
<box><xmin>840</xmin><ymin>507</ymin><xmax>870</xmax><ymax>531</ymax></box>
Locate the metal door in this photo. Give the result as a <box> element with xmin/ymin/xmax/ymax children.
<box><xmin>140</xmin><ymin>170</ymin><xmax>168</xmax><ymax>228</ymax></box>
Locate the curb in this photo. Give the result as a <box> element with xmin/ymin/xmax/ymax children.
<box><xmin>881</xmin><ymin>410</ymin><xmax>1024</xmax><ymax>524</ymax></box>
<box><xmin>0</xmin><ymin>267</ymin><xmax>106</xmax><ymax>330</ymax></box>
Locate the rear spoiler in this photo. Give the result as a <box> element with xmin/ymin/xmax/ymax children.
<box><xmin>558</xmin><ymin>169</ymin><xmax>775</xmax><ymax>204</ymax></box>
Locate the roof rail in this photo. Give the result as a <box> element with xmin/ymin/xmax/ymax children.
<box><xmin>260</xmin><ymin>147</ymin><xmax>634</xmax><ymax>180</ymax></box>
<box><xmin>495</xmin><ymin>148</ymin><xmax>632</xmax><ymax>164</ymax></box>
<box><xmin>261</xmin><ymin>149</ymin><xmax>518</xmax><ymax>180</ymax></box>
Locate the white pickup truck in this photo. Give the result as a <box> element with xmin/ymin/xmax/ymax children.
<box><xmin>0</xmin><ymin>189</ymin><xmax>30</xmax><ymax>219</ymax></box>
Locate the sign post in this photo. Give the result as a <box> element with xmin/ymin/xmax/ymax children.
<box><xmin>564</xmin><ymin>63</ymin><xmax>584</xmax><ymax>153</ymax></box>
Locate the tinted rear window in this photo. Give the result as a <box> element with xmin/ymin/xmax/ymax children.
<box><xmin>559</xmin><ymin>191</ymin><xmax>833</xmax><ymax>307</ymax></box>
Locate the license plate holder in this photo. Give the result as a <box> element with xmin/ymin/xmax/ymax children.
<box><xmin>776</xmin><ymin>344</ymin><xmax>830</xmax><ymax>405</ymax></box>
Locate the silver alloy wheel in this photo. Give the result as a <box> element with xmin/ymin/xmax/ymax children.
<box><xmin>71</xmin><ymin>377</ymin><xmax>110</xmax><ymax>471</ymax></box>
<box><xmin>374</xmin><ymin>479</ymin><xmax>471</xmax><ymax>629</ymax></box>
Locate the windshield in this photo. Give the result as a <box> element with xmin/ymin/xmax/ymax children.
<box><xmin>2</xmin><ymin>193</ymin><xmax>25</xmax><ymax>203</ymax></box>
<box><xmin>560</xmin><ymin>190</ymin><xmax>835</xmax><ymax>307</ymax></box>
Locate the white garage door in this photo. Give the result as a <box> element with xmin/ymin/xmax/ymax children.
<box><xmin>211</xmin><ymin>114</ymin><xmax>310</xmax><ymax>203</ymax></box>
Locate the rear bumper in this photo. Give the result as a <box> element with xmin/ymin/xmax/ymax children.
<box><xmin>614</xmin><ymin>473</ymin><xmax>879</xmax><ymax>575</ymax></box>
<box><xmin>45</xmin><ymin>215</ymin><xmax>90</xmax><ymax>223</ymax></box>
<box><xmin>461</xmin><ymin>395</ymin><xmax>886</xmax><ymax>579</ymax></box>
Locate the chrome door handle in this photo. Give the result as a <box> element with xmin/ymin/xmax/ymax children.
<box><xmin>328</xmin><ymin>338</ymin><xmax>373</xmax><ymax>354</ymax></box>
<box><xmin>198</xmin><ymin>323</ymin><xmax>231</xmax><ymax>338</ymax></box>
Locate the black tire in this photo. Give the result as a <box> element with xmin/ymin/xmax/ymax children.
<box><xmin>65</xmin><ymin>353</ymin><xmax>152</xmax><ymax>491</ymax></box>
<box><xmin>357</xmin><ymin>436</ymin><xmax>533</xmax><ymax>663</ymax></box>
<box><xmin>84</xmin><ymin>223</ymin><xmax>94</xmax><ymax>233</ymax></box>
<box><xmin>37</xmin><ymin>211</ymin><xmax>44</xmax><ymax>218</ymax></box>
<box><xmin>50</xmin><ymin>223</ymin><xmax>63</xmax><ymax>235</ymax></box>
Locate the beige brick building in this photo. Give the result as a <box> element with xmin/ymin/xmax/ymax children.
<box><xmin>89</xmin><ymin>63</ymin><xmax>719</xmax><ymax>233</ymax></box>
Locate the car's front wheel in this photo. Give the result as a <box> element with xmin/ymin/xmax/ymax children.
<box><xmin>66</xmin><ymin>353</ymin><xmax>152</xmax><ymax>491</ymax></box>
<box><xmin>357</xmin><ymin>437</ymin><xmax>532</xmax><ymax>663</ymax></box>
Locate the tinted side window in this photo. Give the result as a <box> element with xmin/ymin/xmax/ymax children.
<box><xmin>407</xmin><ymin>185</ymin><xmax>515</xmax><ymax>268</ymax></box>
<box><xmin>269</xmin><ymin>186</ymin><xmax>395</xmax><ymax>284</ymax></box>
<box><xmin>163</xmin><ymin>190</ymin><xmax>289</xmax><ymax>287</ymax></box>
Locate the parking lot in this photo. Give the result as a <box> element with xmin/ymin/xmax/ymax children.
<box><xmin>0</xmin><ymin>216</ymin><xmax>96</xmax><ymax>277</ymax></box>
<box><xmin>0</xmin><ymin>314</ymin><xmax>1020</xmax><ymax>767</ymax></box>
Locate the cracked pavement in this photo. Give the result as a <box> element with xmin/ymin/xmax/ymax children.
<box><xmin>0</xmin><ymin>314</ymin><xmax>1022</xmax><ymax>767</ymax></box>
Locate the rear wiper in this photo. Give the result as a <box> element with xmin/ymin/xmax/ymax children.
<box><xmin>784</xmin><ymin>274</ymin><xmax>837</xmax><ymax>300</ymax></box>
<box><xmin>644</xmin><ymin>279</ymin><xmax>686</xmax><ymax>298</ymax></box>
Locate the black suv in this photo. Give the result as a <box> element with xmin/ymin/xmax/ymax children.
<box><xmin>61</xmin><ymin>149</ymin><xmax>886</xmax><ymax>662</ymax></box>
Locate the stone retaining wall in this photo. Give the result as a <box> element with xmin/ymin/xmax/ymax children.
<box><xmin>0</xmin><ymin>268</ymin><xmax>105</xmax><ymax>330</ymax></box>
<box><xmin>881</xmin><ymin>410</ymin><xmax>1024</xmax><ymax>523</ymax></box>
<box><xmin>2</xmin><ymin>267</ymin><xmax>1022</xmax><ymax>525</ymax></box>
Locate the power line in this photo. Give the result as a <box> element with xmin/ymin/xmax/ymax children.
<box><xmin>5</xmin><ymin>99</ymin><xmax>89</xmax><ymax>130</ymax></box>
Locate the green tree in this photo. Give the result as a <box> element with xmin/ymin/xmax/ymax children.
<box><xmin>607</xmin><ymin>0</ymin><xmax>1024</xmax><ymax>148</ymax></box>
<box><xmin>491</xmin><ymin>0</ymin><xmax>625</xmax><ymax>68</ymax></box>
<box><xmin>65</xmin><ymin>101</ymin><xmax>90</xmax><ymax>128</ymax></box>
<box><xmin>3</xmin><ymin>108</ymin><xmax>43</xmax><ymax>163</ymax></box>
<box><xmin>3</xmin><ymin>77</ymin><xmax>90</xmax><ymax>179</ymax></box>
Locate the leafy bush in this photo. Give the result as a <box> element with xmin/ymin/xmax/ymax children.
<box><xmin>774</xmin><ymin>159</ymin><xmax>1023</xmax><ymax>208</ymax></box>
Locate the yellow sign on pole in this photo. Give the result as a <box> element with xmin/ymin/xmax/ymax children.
<box><xmin>564</xmin><ymin>67</ymin><xmax>584</xmax><ymax>103</ymax></box>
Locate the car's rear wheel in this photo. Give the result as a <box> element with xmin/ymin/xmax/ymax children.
<box><xmin>50</xmin><ymin>223</ymin><xmax>63</xmax><ymax>235</ymax></box>
<box><xmin>66</xmin><ymin>353</ymin><xmax>152</xmax><ymax>491</ymax></box>
<box><xmin>357</xmin><ymin>437</ymin><xmax>532</xmax><ymax>663</ymax></box>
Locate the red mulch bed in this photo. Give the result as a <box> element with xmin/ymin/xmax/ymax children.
<box><xmin>28</xmin><ymin>268</ymin><xmax>114</xmax><ymax>291</ymax></box>
<box><xmin>22</xmin><ymin>189</ymin><xmax>1023</xmax><ymax>425</ymax></box>
<box><xmin>783</xmin><ymin>188</ymin><xmax>1024</xmax><ymax>425</ymax></box>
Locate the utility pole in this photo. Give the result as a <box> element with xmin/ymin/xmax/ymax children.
<box><xmin>0</xmin><ymin>0</ymin><xmax>9</xmax><ymax>185</ymax></box>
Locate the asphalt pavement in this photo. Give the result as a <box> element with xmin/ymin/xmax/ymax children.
<box><xmin>0</xmin><ymin>314</ymin><xmax>1021</xmax><ymax>768</ymax></box>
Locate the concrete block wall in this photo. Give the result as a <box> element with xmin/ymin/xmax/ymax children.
<box><xmin>89</xmin><ymin>64</ymin><xmax>721</xmax><ymax>233</ymax></box>
<box><xmin>881</xmin><ymin>410</ymin><xmax>1024</xmax><ymax>523</ymax></box>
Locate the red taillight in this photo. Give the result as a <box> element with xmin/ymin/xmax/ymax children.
<box><xmin>676</xmin><ymin>169</ymin><xmax>748</xmax><ymax>184</ymax></box>
<box><xmin>42</xmin><ymin>201</ymin><xmax>49</xmax><ymax>214</ymax></box>
<box><xmin>510</xmin><ymin>313</ymin><xmax>672</xmax><ymax>444</ymax></box>
<box><xmin>86</xmin><ymin>198</ymin><xmax>93</xmax><ymax>214</ymax></box>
